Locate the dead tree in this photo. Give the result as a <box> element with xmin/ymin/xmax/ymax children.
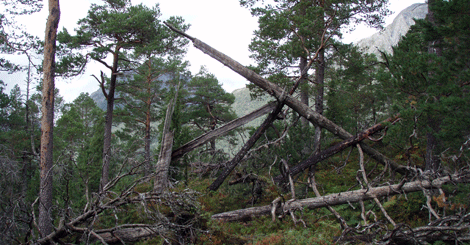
<box><xmin>164</xmin><ymin>22</ymin><xmax>408</xmax><ymax>177</ymax></box>
<box><xmin>171</xmin><ymin>102</ymin><xmax>277</xmax><ymax>161</ymax></box>
<box><xmin>211</xmin><ymin>173</ymin><xmax>470</xmax><ymax>222</ymax></box>
<box><xmin>39</xmin><ymin>0</ymin><xmax>60</xmax><ymax>238</ymax></box>
<box><xmin>154</xmin><ymin>88</ymin><xmax>178</xmax><ymax>193</ymax></box>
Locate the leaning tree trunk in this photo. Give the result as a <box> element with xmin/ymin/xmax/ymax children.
<box><xmin>172</xmin><ymin>102</ymin><xmax>277</xmax><ymax>160</ymax></box>
<box><xmin>164</xmin><ymin>23</ymin><xmax>409</xmax><ymax>176</ymax></box>
<box><xmin>39</xmin><ymin>0</ymin><xmax>60</xmax><ymax>237</ymax></box>
<box><xmin>208</xmin><ymin>101</ymin><xmax>285</xmax><ymax>191</ymax></box>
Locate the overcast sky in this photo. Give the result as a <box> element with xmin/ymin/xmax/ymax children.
<box><xmin>1</xmin><ymin>0</ymin><xmax>425</xmax><ymax>103</ymax></box>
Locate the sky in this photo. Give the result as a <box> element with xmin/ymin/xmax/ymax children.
<box><xmin>1</xmin><ymin>0</ymin><xmax>426</xmax><ymax>103</ymax></box>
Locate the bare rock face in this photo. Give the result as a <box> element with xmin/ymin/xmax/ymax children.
<box><xmin>356</xmin><ymin>3</ymin><xmax>428</xmax><ymax>55</ymax></box>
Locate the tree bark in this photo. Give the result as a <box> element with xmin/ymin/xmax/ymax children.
<box><xmin>172</xmin><ymin>102</ymin><xmax>277</xmax><ymax>160</ymax></box>
<box><xmin>211</xmin><ymin>174</ymin><xmax>470</xmax><ymax>222</ymax></box>
<box><xmin>154</xmin><ymin>97</ymin><xmax>176</xmax><ymax>193</ymax></box>
<box><xmin>39</xmin><ymin>0</ymin><xmax>60</xmax><ymax>238</ymax></box>
<box><xmin>299</xmin><ymin>56</ymin><xmax>309</xmax><ymax>128</ymax></box>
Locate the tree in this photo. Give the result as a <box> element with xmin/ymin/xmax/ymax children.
<box><xmin>0</xmin><ymin>0</ymin><xmax>42</xmax><ymax>72</ymax></box>
<box><xmin>380</xmin><ymin>0</ymin><xmax>470</xmax><ymax>172</ymax></box>
<box><xmin>185</xmin><ymin>67</ymin><xmax>237</xmax><ymax>152</ymax></box>
<box><xmin>325</xmin><ymin>44</ymin><xmax>386</xmax><ymax>133</ymax></box>
<box><xmin>58</xmin><ymin>0</ymin><xmax>189</xmax><ymax>191</ymax></box>
<box><xmin>39</xmin><ymin>0</ymin><xmax>59</xmax><ymax>237</ymax></box>
<box><xmin>115</xmin><ymin>57</ymin><xmax>189</xmax><ymax>171</ymax></box>
<box><xmin>54</xmin><ymin>93</ymin><xmax>104</xmax><ymax>210</ymax></box>
<box><xmin>242</xmin><ymin>0</ymin><xmax>391</xmax><ymax>153</ymax></box>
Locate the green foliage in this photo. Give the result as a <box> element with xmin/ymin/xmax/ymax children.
<box><xmin>243</xmin><ymin>0</ymin><xmax>390</xmax><ymax>98</ymax></box>
<box><xmin>325</xmin><ymin>44</ymin><xmax>388</xmax><ymax>133</ymax></box>
<box><xmin>57</xmin><ymin>0</ymin><xmax>189</xmax><ymax>77</ymax></box>
<box><xmin>379</xmin><ymin>0</ymin><xmax>470</xmax><ymax>169</ymax></box>
<box><xmin>53</xmin><ymin>93</ymin><xmax>104</xmax><ymax>210</ymax></box>
<box><xmin>184</xmin><ymin>67</ymin><xmax>237</xmax><ymax>151</ymax></box>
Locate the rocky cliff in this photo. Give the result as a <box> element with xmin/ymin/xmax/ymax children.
<box><xmin>356</xmin><ymin>3</ymin><xmax>428</xmax><ymax>55</ymax></box>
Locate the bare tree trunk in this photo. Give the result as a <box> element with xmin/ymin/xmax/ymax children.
<box><xmin>211</xmin><ymin>174</ymin><xmax>470</xmax><ymax>222</ymax></box>
<box><xmin>39</xmin><ymin>0</ymin><xmax>60</xmax><ymax>238</ymax></box>
<box><xmin>100</xmin><ymin>48</ymin><xmax>120</xmax><ymax>192</ymax></box>
<box><xmin>145</xmin><ymin>108</ymin><xmax>152</xmax><ymax>171</ymax></box>
<box><xmin>154</xmin><ymin>96</ymin><xmax>176</xmax><ymax>193</ymax></box>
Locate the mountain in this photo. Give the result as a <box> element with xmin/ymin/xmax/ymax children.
<box><xmin>356</xmin><ymin>3</ymin><xmax>428</xmax><ymax>55</ymax></box>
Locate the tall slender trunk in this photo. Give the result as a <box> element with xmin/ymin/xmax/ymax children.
<box><xmin>299</xmin><ymin>56</ymin><xmax>309</xmax><ymax>127</ymax></box>
<box><xmin>100</xmin><ymin>48</ymin><xmax>120</xmax><ymax>192</ymax></box>
<box><xmin>39</xmin><ymin>0</ymin><xmax>60</xmax><ymax>237</ymax></box>
<box><xmin>313</xmin><ymin>47</ymin><xmax>325</xmax><ymax>154</ymax></box>
<box><xmin>144</xmin><ymin>108</ymin><xmax>151</xmax><ymax>170</ymax></box>
<box><xmin>144</xmin><ymin>59</ymin><xmax>152</xmax><ymax>171</ymax></box>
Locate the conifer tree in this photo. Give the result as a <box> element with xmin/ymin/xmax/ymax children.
<box><xmin>185</xmin><ymin>67</ymin><xmax>237</xmax><ymax>152</ymax></box>
<box><xmin>58</xmin><ymin>0</ymin><xmax>188</xmax><ymax>190</ymax></box>
<box><xmin>380</xmin><ymin>0</ymin><xmax>470</xmax><ymax>171</ymax></box>
<box><xmin>241</xmin><ymin>0</ymin><xmax>390</xmax><ymax>154</ymax></box>
<box><xmin>115</xmin><ymin>57</ymin><xmax>189</xmax><ymax>171</ymax></box>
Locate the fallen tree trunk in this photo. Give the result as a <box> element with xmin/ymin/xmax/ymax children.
<box><xmin>164</xmin><ymin>22</ymin><xmax>407</xmax><ymax>175</ymax></box>
<box><xmin>272</xmin><ymin>116</ymin><xmax>398</xmax><ymax>183</ymax></box>
<box><xmin>172</xmin><ymin>102</ymin><xmax>277</xmax><ymax>161</ymax></box>
<box><xmin>211</xmin><ymin>173</ymin><xmax>470</xmax><ymax>222</ymax></box>
<box><xmin>94</xmin><ymin>225</ymin><xmax>161</xmax><ymax>244</ymax></box>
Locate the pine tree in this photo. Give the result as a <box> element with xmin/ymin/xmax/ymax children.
<box><xmin>241</xmin><ymin>0</ymin><xmax>390</xmax><ymax>154</ymax></box>
<box><xmin>185</xmin><ymin>67</ymin><xmax>237</xmax><ymax>152</ymax></box>
<box><xmin>58</xmin><ymin>0</ymin><xmax>189</xmax><ymax>190</ymax></box>
<box><xmin>115</xmin><ymin>57</ymin><xmax>189</xmax><ymax>171</ymax></box>
<box><xmin>380</xmin><ymin>0</ymin><xmax>470</xmax><ymax>171</ymax></box>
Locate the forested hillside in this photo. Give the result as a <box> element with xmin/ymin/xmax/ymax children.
<box><xmin>1</xmin><ymin>0</ymin><xmax>469</xmax><ymax>244</ymax></box>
